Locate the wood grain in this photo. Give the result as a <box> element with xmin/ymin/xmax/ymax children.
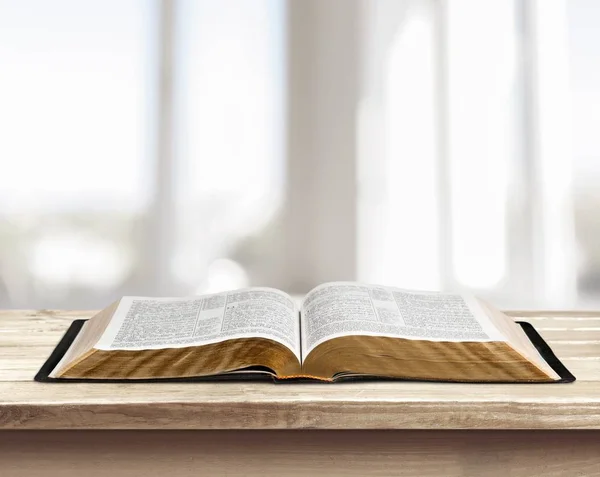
<box><xmin>0</xmin><ymin>309</ymin><xmax>599</xmax><ymax>429</ymax></box>
<box><xmin>1</xmin><ymin>430</ymin><xmax>599</xmax><ymax>477</ymax></box>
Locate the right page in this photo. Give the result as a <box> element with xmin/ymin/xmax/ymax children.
<box><xmin>301</xmin><ymin>281</ymin><xmax>507</xmax><ymax>359</ymax></box>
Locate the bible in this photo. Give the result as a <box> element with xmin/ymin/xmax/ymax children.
<box><xmin>36</xmin><ymin>282</ymin><xmax>575</xmax><ymax>383</ymax></box>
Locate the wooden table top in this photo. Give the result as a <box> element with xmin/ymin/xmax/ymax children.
<box><xmin>0</xmin><ymin>310</ymin><xmax>599</xmax><ymax>430</ymax></box>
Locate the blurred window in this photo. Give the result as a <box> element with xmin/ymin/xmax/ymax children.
<box><xmin>357</xmin><ymin>0</ymin><xmax>600</xmax><ymax>308</ymax></box>
<box><xmin>0</xmin><ymin>0</ymin><xmax>152</xmax><ymax>308</ymax></box>
<box><xmin>0</xmin><ymin>0</ymin><xmax>284</xmax><ymax>308</ymax></box>
<box><xmin>1</xmin><ymin>0</ymin><xmax>599</xmax><ymax>310</ymax></box>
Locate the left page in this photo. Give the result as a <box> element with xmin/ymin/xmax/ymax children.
<box><xmin>95</xmin><ymin>288</ymin><xmax>301</xmax><ymax>361</ymax></box>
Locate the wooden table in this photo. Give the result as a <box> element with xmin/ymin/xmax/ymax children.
<box><xmin>1</xmin><ymin>310</ymin><xmax>599</xmax><ymax>476</ymax></box>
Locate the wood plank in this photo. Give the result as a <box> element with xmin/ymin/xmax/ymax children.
<box><xmin>508</xmin><ymin>310</ymin><xmax>600</xmax><ymax>318</ymax></box>
<box><xmin>0</xmin><ymin>310</ymin><xmax>95</xmax><ymax>319</ymax></box>
<box><xmin>3</xmin><ymin>379</ymin><xmax>600</xmax><ymax>405</ymax></box>
<box><xmin>1</xmin><ymin>310</ymin><xmax>599</xmax><ymax>429</ymax></box>
<box><xmin>556</xmin><ymin>358</ymin><xmax>600</xmax><ymax>380</ymax></box>
<box><xmin>0</xmin><ymin>381</ymin><xmax>599</xmax><ymax>430</ymax></box>
<box><xmin>521</xmin><ymin>318</ymin><xmax>600</xmax><ymax>327</ymax></box>
<box><xmin>537</xmin><ymin>329</ymin><xmax>600</xmax><ymax>341</ymax></box>
<box><xmin>0</xmin><ymin>334</ymin><xmax>71</xmax><ymax>347</ymax></box>
<box><xmin>542</xmin><ymin>342</ymin><xmax>600</xmax><ymax>358</ymax></box>
<box><xmin>1</xmin><ymin>430</ymin><xmax>599</xmax><ymax>477</ymax></box>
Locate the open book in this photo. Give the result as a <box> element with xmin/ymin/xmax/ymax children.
<box><xmin>40</xmin><ymin>282</ymin><xmax>574</xmax><ymax>383</ymax></box>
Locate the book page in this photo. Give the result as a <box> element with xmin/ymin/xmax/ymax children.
<box><xmin>95</xmin><ymin>288</ymin><xmax>301</xmax><ymax>361</ymax></box>
<box><xmin>301</xmin><ymin>282</ymin><xmax>506</xmax><ymax>358</ymax></box>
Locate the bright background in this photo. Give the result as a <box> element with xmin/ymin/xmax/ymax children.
<box><xmin>0</xmin><ymin>0</ymin><xmax>599</xmax><ymax>310</ymax></box>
